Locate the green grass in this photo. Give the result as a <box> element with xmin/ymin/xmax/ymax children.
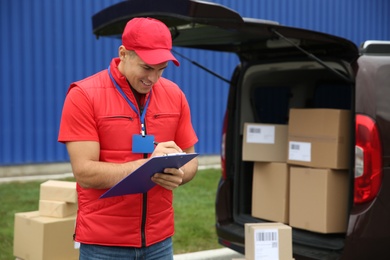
<box><xmin>173</xmin><ymin>168</ymin><xmax>223</xmax><ymax>254</ymax></box>
<box><xmin>0</xmin><ymin>169</ymin><xmax>222</xmax><ymax>259</ymax></box>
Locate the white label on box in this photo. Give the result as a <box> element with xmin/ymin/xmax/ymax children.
<box><xmin>254</xmin><ymin>229</ymin><xmax>279</xmax><ymax>260</ymax></box>
<box><xmin>288</xmin><ymin>141</ymin><xmax>311</xmax><ymax>162</ymax></box>
<box><xmin>246</xmin><ymin>125</ymin><xmax>275</xmax><ymax>144</ymax></box>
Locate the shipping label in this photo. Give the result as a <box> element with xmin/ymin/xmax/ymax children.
<box><xmin>288</xmin><ymin>141</ymin><xmax>311</xmax><ymax>162</ymax></box>
<box><xmin>246</xmin><ymin>125</ymin><xmax>275</xmax><ymax>144</ymax></box>
<box><xmin>254</xmin><ymin>228</ymin><xmax>279</xmax><ymax>260</ymax></box>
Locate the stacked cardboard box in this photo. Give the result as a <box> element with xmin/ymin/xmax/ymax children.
<box><xmin>39</xmin><ymin>180</ymin><xmax>78</xmax><ymax>218</ymax></box>
<box><xmin>287</xmin><ymin>109</ymin><xmax>351</xmax><ymax>234</ymax></box>
<box><xmin>289</xmin><ymin>167</ymin><xmax>349</xmax><ymax>233</ymax></box>
<box><xmin>244</xmin><ymin>108</ymin><xmax>351</xmax><ymax>234</ymax></box>
<box><xmin>287</xmin><ymin>108</ymin><xmax>351</xmax><ymax>169</ymax></box>
<box><xmin>243</xmin><ymin>123</ymin><xmax>288</xmax><ymax>163</ymax></box>
<box><xmin>14</xmin><ymin>180</ymin><xmax>79</xmax><ymax>260</ymax></box>
<box><xmin>252</xmin><ymin>162</ymin><xmax>289</xmax><ymax>224</ymax></box>
<box><xmin>242</xmin><ymin>123</ymin><xmax>291</xmax><ymax>224</ymax></box>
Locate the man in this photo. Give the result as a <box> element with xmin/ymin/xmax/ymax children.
<box><xmin>58</xmin><ymin>17</ymin><xmax>198</xmax><ymax>259</ymax></box>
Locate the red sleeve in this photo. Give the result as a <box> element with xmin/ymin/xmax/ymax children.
<box><xmin>58</xmin><ymin>85</ymin><xmax>99</xmax><ymax>143</ymax></box>
<box><xmin>175</xmin><ymin>93</ymin><xmax>198</xmax><ymax>150</ymax></box>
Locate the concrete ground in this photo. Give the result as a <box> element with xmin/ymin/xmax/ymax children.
<box><xmin>174</xmin><ymin>248</ymin><xmax>244</xmax><ymax>260</ymax></box>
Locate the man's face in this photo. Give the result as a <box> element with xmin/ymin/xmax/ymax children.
<box><xmin>122</xmin><ymin>50</ymin><xmax>168</xmax><ymax>94</ymax></box>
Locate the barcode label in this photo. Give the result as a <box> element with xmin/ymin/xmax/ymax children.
<box><xmin>246</xmin><ymin>125</ymin><xmax>275</xmax><ymax>144</ymax></box>
<box><xmin>254</xmin><ymin>229</ymin><xmax>279</xmax><ymax>260</ymax></box>
<box><xmin>256</xmin><ymin>231</ymin><xmax>278</xmax><ymax>242</ymax></box>
<box><xmin>291</xmin><ymin>143</ymin><xmax>300</xmax><ymax>150</ymax></box>
<box><xmin>288</xmin><ymin>141</ymin><xmax>311</xmax><ymax>162</ymax></box>
<box><xmin>249</xmin><ymin>127</ymin><xmax>261</xmax><ymax>134</ymax></box>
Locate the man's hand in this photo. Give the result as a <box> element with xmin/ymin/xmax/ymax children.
<box><xmin>151</xmin><ymin>141</ymin><xmax>183</xmax><ymax>157</ymax></box>
<box><xmin>150</xmin><ymin>141</ymin><xmax>198</xmax><ymax>189</ymax></box>
<box><xmin>151</xmin><ymin>167</ymin><xmax>184</xmax><ymax>190</ymax></box>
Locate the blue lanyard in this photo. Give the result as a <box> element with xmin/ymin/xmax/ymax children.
<box><xmin>107</xmin><ymin>66</ymin><xmax>151</xmax><ymax>136</ymax></box>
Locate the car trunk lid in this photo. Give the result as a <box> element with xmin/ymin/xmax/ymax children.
<box><xmin>92</xmin><ymin>0</ymin><xmax>359</xmax><ymax>62</ymax></box>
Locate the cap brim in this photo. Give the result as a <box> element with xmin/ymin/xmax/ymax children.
<box><xmin>135</xmin><ymin>49</ymin><xmax>180</xmax><ymax>67</ymax></box>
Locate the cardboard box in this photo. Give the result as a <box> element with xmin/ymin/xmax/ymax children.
<box><xmin>287</xmin><ymin>109</ymin><xmax>351</xmax><ymax>169</ymax></box>
<box><xmin>245</xmin><ymin>222</ymin><xmax>292</xmax><ymax>260</ymax></box>
<box><xmin>39</xmin><ymin>200</ymin><xmax>78</xmax><ymax>218</ymax></box>
<box><xmin>243</xmin><ymin>123</ymin><xmax>288</xmax><ymax>162</ymax></box>
<box><xmin>14</xmin><ymin>211</ymin><xmax>79</xmax><ymax>260</ymax></box>
<box><xmin>252</xmin><ymin>162</ymin><xmax>289</xmax><ymax>223</ymax></box>
<box><xmin>40</xmin><ymin>180</ymin><xmax>77</xmax><ymax>203</ymax></box>
<box><xmin>289</xmin><ymin>167</ymin><xmax>349</xmax><ymax>233</ymax></box>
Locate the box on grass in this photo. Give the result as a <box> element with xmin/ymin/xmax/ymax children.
<box><xmin>243</xmin><ymin>123</ymin><xmax>288</xmax><ymax>162</ymax></box>
<box><xmin>14</xmin><ymin>211</ymin><xmax>79</xmax><ymax>260</ymax></box>
<box><xmin>39</xmin><ymin>199</ymin><xmax>77</xmax><ymax>218</ymax></box>
<box><xmin>245</xmin><ymin>222</ymin><xmax>293</xmax><ymax>260</ymax></box>
<box><xmin>289</xmin><ymin>167</ymin><xmax>349</xmax><ymax>233</ymax></box>
<box><xmin>252</xmin><ymin>162</ymin><xmax>289</xmax><ymax>224</ymax></box>
<box><xmin>287</xmin><ymin>109</ymin><xmax>351</xmax><ymax>169</ymax></box>
<box><xmin>40</xmin><ymin>180</ymin><xmax>77</xmax><ymax>203</ymax></box>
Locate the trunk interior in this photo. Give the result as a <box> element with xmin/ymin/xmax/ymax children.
<box><xmin>233</xmin><ymin>58</ymin><xmax>355</xmax><ymax>258</ymax></box>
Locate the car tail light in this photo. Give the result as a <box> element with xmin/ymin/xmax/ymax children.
<box><xmin>220</xmin><ymin>112</ymin><xmax>228</xmax><ymax>180</ymax></box>
<box><xmin>354</xmin><ymin>114</ymin><xmax>383</xmax><ymax>204</ymax></box>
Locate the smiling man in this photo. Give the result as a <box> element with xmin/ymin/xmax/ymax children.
<box><xmin>58</xmin><ymin>17</ymin><xmax>198</xmax><ymax>260</ymax></box>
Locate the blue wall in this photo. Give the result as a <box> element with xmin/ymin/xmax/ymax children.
<box><xmin>0</xmin><ymin>0</ymin><xmax>124</xmax><ymax>165</ymax></box>
<box><xmin>0</xmin><ymin>0</ymin><xmax>389</xmax><ymax>165</ymax></box>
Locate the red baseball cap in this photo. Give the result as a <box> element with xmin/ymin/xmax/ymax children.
<box><xmin>122</xmin><ymin>17</ymin><xmax>179</xmax><ymax>66</ymax></box>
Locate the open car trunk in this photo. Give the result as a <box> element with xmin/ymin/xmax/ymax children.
<box><xmin>228</xmin><ymin>58</ymin><xmax>355</xmax><ymax>258</ymax></box>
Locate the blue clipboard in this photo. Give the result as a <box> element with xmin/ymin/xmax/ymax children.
<box><xmin>100</xmin><ymin>153</ymin><xmax>199</xmax><ymax>198</ymax></box>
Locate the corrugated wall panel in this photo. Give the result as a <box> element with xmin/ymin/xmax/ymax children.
<box><xmin>0</xmin><ymin>0</ymin><xmax>122</xmax><ymax>165</ymax></box>
<box><xmin>1</xmin><ymin>0</ymin><xmax>389</xmax><ymax>165</ymax></box>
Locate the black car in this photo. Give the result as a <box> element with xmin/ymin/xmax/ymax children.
<box><xmin>93</xmin><ymin>0</ymin><xmax>390</xmax><ymax>259</ymax></box>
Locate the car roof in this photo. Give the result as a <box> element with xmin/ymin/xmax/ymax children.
<box><xmin>92</xmin><ymin>0</ymin><xmax>358</xmax><ymax>62</ymax></box>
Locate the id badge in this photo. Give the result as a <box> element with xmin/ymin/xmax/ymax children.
<box><xmin>132</xmin><ymin>135</ymin><xmax>155</xmax><ymax>153</ymax></box>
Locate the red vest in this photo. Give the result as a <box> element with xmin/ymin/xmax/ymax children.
<box><xmin>66</xmin><ymin>59</ymin><xmax>197</xmax><ymax>247</ymax></box>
